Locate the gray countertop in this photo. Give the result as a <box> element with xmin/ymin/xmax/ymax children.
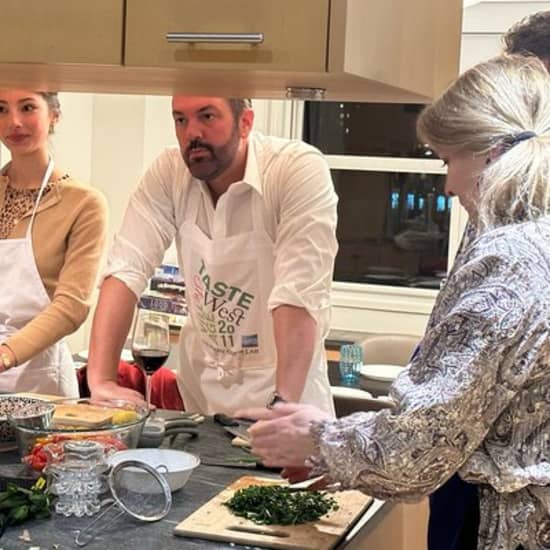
<box><xmin>0</xmin><ymin>416</ymin><xmax>382</xmax><ymax>549</ymax></box>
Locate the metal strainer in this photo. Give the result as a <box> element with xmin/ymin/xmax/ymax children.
<box><xmin>75</xmin><ymin>460</ymin><xmax>172</xmax><ymax>547</ymax></box>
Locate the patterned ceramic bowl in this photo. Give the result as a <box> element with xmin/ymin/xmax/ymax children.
<box><xmin>0</xmin><ymin>396</ymin><xmax>49</xmax><ymax>443</ymax></box>
<box><xmin>7</xmin><ymin>401</ymin><xmax>55</xmax><ymax>429</ymax></box>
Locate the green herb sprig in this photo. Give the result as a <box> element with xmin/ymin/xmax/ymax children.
<box><xmin>0</xmin><ymin>477</ymin><xmax>52</xmax><ymax>538</ymax></box>
<box><xmin>223</xmin><ymin>484</ymin><xmax>339</xmax><ymax>525</ymax></box>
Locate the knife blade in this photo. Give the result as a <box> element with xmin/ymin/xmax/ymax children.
<box><xmin>223</xmin><ymin>425</ymin><xmax>252</xmax><ymax>443</ymax></box>
<box><xmin>213</xmin><ymin>413</ymin><xmax>254</xmax><ymax>442</ymax></box>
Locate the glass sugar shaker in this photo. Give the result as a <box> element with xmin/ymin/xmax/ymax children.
<box><xmin>45</xmin><ymin>440</ymin><xmax>109</xmax><ymax>517</ymax></box>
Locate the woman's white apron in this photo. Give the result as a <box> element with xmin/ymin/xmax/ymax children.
<box><xmin>0</xmin><ymin>159</ymin><xmax>78</xmax><ymax>396</ymax></box>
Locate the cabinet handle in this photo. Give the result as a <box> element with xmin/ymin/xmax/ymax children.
<box><xmin>165</xmin><ymin>32</ymin><xmax>264</xmax><ymax>44</ymax></box>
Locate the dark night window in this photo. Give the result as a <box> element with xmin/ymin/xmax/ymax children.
<box><xmin>303</xmin><ymin>102</ymin><xmax>449</xmax><ymax>288</ymax></box>
<box><xmin>303</xmin><ymin>102</ymin><xmax>435</xmax><ymax>158</ymax></box>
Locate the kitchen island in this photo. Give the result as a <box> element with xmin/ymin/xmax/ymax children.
<box><xmin>0</xmin><ymin>416</ymin><xmax>426</xmax><ymax>549</ymax></box>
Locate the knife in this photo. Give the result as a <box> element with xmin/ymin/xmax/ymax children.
<box><xmin>223</xmin><ymin>424</ymin><xmax>252</xmax><ymax>443</ymax></box>
<box><xmin>213</xmin><ymin>413</ymin><xmax>253</xmax><ymax>443</ymax></box>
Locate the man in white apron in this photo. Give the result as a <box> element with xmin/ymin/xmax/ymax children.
<box><xmin>87</xmin><ymin>97</ymin><xmax>337</xmax><ymax>416</ymax></box>
<box><xmin>0</xmin><ymin>159</ymin><xmax>78</xmax><ymax>396</ymax></box>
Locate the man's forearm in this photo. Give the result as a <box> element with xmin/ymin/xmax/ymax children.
<box><xmin>272</xmin><ymin>305</ymin><xmax>317</xmax><ymax>402</ymax></box>
<box><xmin>87</xmin><ymin>276</ymin><xmax>137</xmax><ymax>389</ymax></box>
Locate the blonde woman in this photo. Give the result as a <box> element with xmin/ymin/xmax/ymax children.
<box><xmin>0</xmin><ymin>90</ymin><xmax>107</xmax><ymax>396</ymax></box>
<box><xmin>237</xmin><ymin>55</ymin><xmax>550</xmax><ymax>550</ymax></box>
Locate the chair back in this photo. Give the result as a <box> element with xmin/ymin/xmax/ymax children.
<box><xmin>359</xmin><ymin>333</ymin><xmax>419</xmax><ymax>366</ymax></box>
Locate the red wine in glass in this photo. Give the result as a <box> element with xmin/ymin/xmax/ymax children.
<box><xmin>132</xmin><ymin>349</ymin><xmax>169</xmax><ymax>375</ymax></box>
<box><xmin>131</xmin><ymin>309</ymin><xmax>170</xmax><ymax>409</ymax></box>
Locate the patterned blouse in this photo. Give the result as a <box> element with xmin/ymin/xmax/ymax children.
<box><xmin>311</xmin><ymin>218</ymin><xmax>550</xmax><ymax>550</ymax></box>
<box><xmin>0</xmin><ymin>182</ymin><xmax>52</xmax><ymax>238</ymax></box>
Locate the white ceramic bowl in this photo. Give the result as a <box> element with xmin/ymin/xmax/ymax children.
<box><xmin>330</xmin><ymin>386</ymin><xmax>373</xmax><ymax>399</ymax></box>
<box><xmin>108</xmin><ymin>448</ymin><xmax>200</xmax><ymax>492</ymax></box>
<box><xmin>360</xmin><ymin>363</ymin><xmax>404</xmax><ymax>383</ymax></box>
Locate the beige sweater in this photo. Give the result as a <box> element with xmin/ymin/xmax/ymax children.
<box><xmin>0</xmin><ymin>175</ymin><xmax>108</xmax><ymax>364</ymax></box>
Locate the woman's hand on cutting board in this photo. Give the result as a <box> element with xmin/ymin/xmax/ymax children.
<box><xmin>234</xmin><ymin>403</ymin><xmax>330</xmax><ymax>467</ymax></box>
<box><xmin>281</xmin><ymin>466</ymin><xmax>330</xmax><ymax>490</ymax></box>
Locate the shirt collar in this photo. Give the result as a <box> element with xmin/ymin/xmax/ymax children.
<box><xmin>240</xmin><ymin>132</ymin><xmax>262</xmax><ymax>195</ymax></box>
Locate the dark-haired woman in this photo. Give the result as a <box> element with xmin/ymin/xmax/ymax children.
<box><xmin>0</xmin><ymin>90</ymin><xmax>107</xmax><ymax>396</ymax></box>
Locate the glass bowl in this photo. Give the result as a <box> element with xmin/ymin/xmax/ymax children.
<box><xmin>11</xmin><ymin>398</ymin><xmax>150</xmax><ymax>471</ymax></box>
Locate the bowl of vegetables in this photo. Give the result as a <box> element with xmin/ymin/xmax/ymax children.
<box><xmin>10</xmin><ymin>398</ymin><xmax>150</xmax><ymax>472</ymax></box>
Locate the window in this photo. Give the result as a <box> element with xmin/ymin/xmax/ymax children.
<box><xmin>331</xmin><ymin>169</ymin><xmax>448</xmax><ymax>288</ymax></box>
<box><xmin>303</xmin><ymin>102</ymin><xmax>430</xmax><ymax>158</ymax></box>
<box><xmin>302</xmin><ymin>102</ymin><xmax>450</xmax><ymax>288</ymax></box>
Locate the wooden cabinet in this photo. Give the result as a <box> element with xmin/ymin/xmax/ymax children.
<box><xmin>328</xmin><ymin>0</ymin><xmax>463</xmax><ymax>100</ymax></box>
<box><xmin>125</xmin><ymin>0</ymin><xmax>329</xmax><ymax>72</ymax></box>
<box><xmin>0</xmin><ymin>0</ymin><xmax>124</xmax><ymax>65</ymax></box>
<box><xmin>123</xmin><ymin>0</ymin><xmax>462</xmax><ymax>101</ymax></box>
<box><xmin>0</xmin><ymin>0</ymin><xmax>462</xmax><ymax>102</ymax></box>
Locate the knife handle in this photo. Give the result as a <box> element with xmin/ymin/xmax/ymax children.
<box><xmin>213</xmin><ymin>413</ymin><xmax>239</xmax><ymax>427</ymax></box>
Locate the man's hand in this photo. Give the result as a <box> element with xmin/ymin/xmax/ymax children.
<box><xmin>235</xmin><ymin>403</ymin><xmax>330</xmax><ymax>468</ymax></box>
<box><xmin>91</xmin><ymin>380</ymin><xmax>145</xmax><ymax>405</ymax></box>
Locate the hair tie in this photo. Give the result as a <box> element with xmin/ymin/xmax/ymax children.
<box><xmin>505</xmin><ymin>131</ymin><xmax>537</xmax><ymax>148</ymax></box>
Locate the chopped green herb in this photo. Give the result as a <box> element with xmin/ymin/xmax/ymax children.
<box><xmin>223</xmin><ymin>484</ymin><xmax>339</xmax><ymax>525</ymax></box>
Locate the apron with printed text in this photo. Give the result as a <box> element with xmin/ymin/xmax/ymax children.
<box><xmin>176</xmin><ymin>184</ymin><xmax>333</xmax><ymax>415</ymax></box>
<box><xmin>0</xmin><ymin>159</ymin><xmax>79</xmax><ymax>396</ymax></box>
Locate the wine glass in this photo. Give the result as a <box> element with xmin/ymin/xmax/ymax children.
<box><xmin>131</xmin><ymin>309</ymin><xmax>170</xmax><ymax>409</ymax></box>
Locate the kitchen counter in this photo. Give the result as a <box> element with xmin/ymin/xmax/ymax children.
<box><xmin>0</xmin><ymin>417</ymin><xmax>398</xmax><ymax>550</ymax></box>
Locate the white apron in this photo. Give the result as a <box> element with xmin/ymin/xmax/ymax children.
<box><xmin>0</xmin><ymin>159</ymin><xmax>79</xmax><ymax>396</ymax></box>
<box><xmin>176</xmin><ymin>184</ymin><xmax>333</xmax><ymax>415</ymax></box>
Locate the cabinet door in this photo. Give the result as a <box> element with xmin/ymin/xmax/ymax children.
<box><xmin>125</xmin><ymin>0</ymin><xmax>329</xmax><ymax>72</ymax></box>
<box><xmin>329</xmin><ymin>0</ymin><xmax>461</xmax><ymax>99</ymax></box>
<box><xmin>0</xmin><ymin>1</ymin><xmax>124</xmax><ymax>64</ymax></box>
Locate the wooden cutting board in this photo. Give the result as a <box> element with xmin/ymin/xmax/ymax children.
<box><xmin>174</xmin><ymin>476</ymin><xmax>373</xmax><ymax>550</ymax></box>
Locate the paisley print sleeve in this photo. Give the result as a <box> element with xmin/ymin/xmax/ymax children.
<box><xmin>308</xmin><ymin>249</ymin><xmax>546</xmax><ymax>501</ymax></box>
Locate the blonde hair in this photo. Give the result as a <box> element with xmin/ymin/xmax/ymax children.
<box><xmin>417</xmin><ymin>55</ymin><xmax>550</xmax><ymax>229</ymax></box>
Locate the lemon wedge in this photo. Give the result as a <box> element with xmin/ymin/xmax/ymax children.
<box><xmin>111</xmin><ymin>409</ymin><xmax>138</xmax><ymax>425</ymax></box>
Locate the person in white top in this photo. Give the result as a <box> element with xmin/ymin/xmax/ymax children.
<box><xmin>87</xmin><ymin>97</ymin><xmax>338</xmax><ymax>415</ymax></box>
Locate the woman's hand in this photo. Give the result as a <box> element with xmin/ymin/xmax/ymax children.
<box><xmin>281</xmin><ymin>467</ymin><xmax>331</xmax><ymax>489</ymax></box>
<box><xmin>0</xmin><ymin>344</ymin><xmax>17</xmax><ymax>373</ymax></box>
<box><xmin>235</xmin><ymin>403</ymin><xmax>331</xmax><ymax>468</ymax></box>
<box><xmin>91</xmin><ymin>380</ymin><xmax>145</xmax><ymax>405</ymax></box>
